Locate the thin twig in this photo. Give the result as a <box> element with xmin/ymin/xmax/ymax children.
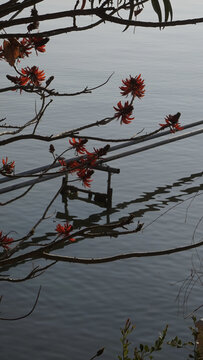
<box><xmin>0</xmin><ymin>286</ymin><xmax>41</xmax><ymax>321</ymax></box>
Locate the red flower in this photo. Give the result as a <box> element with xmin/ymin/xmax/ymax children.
<box><xmin>20</xmin><ymin>66</ymin><xmax>45</xmax><ymax>86</ymax></box>
<box><xmin>29</xmin><ymin>37</ymin><xmax>49</xmax><ymax>53</ymax></box>
<box><xmin>7</xmin><ymin>66</ymin><xmax>46</xmax><ymax>87</ymax></box>
<box><xmin>114</xmin><ymin>101</ymin><xmax>134</xmax><ymax>124</ymax></box>
<box><xmin>70</xmin><ymin>154</ymin><xmax>97</xmax><ymax>170</ymax></box>
<box><xmin>0</xmin><ymin>231</ymin><xmax>13</xmax><ymax>250</ymax></box>
<box><xmin>34</xmin><ymin>38</ymin><xmax>49</xmax><ymax>53</ymax></box>
<box><xmin>68</xmin><ymin>160</ymin><xmax>81</xmax><ymax>174</ymax></box>
<box><xmin>69</xmin><ymin>138</ymin><xmax>88</xmax><ymax>155</ymax></box>
<box><xmin>1</xmin><ymin>157</ymin><xmax>15</xmax><ymax>174</ymax></box>
<box><xmin>18</xmin><ymin>38</ymin><xmax>32</xmax><ymax>59</ymax></box>
<box><xmin>56</xmin><ymin>222</ymin><xmax>75</xmax><ymax>242</ymax></box>
<box><xmin>77</xmin><ymin>168</ymin><xmax>94</xmax><ymax>188</ymax></box>
<box><xmin>159</xmin><ymin>112</ymin><xmax>183</xmax><ymax>133</ymax></box>
<box><xmin>120</xmin><ymin>74</ymin><xmax>145</xmax><ymax>98</ymax></box>
<box><xmin>58</xmin><ymin>158</ymin><xmax>68</xmax><ymax>171</ymax></box>
<box><xmin>83</xmin><ymin>153</ymin><xmax>97</xmax><ymax>167</ymax></box>
<box><xmin>12</xmin><ymin>37</ymin><xmax>49</xmax><ymax>60</ymax></box>
<box><xmin>93</xmin><ymin>144</ymin><xmax>110</xmax><ymax>157</ymax></box>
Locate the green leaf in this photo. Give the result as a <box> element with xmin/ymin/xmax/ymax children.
<box><xmin>151</xmin><ymin>0</ymin><xmax>162</xmax><ymax>24</ymax></box>
<box><xmin>144</xmin><ymin>345</ymin><xmax>149</xmax><ymax>352</ymax></box>
<box><xmin>163</xmin><ymin>0</ymin><xmax>173</xmax><ymax>22</ymax></box>
<box><xmin>123</xmin><ymin>0</ymin><xmax>135</xmax><ymax>32</ymax></box>
<box><xmin>187</xmin><ymin>342</ymin><xmax>194</xmax><ymax>346</ymax></box>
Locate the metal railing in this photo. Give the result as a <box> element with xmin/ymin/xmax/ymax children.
<box><xmin>1</xmin><ymin>119</ymin><xmax>203</xmax><ymax>195</ymax></box>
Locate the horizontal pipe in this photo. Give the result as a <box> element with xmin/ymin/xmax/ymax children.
<box><xmin>101</xmin><ymin>127</ymin><xmax>203</xmax><ymax>163</ymax></box>
<box><xmin>0</xmin><ymin>164</ymin><xmax>120</xmax><ymax>195</ymax></box>
<box><xmin>0</xmin><ymin>124</ymin><xmax>203</xmax><ymax>194</ymax></box>
<box><xmin>110</xmin><ymin>119</ymin><xmax>203</xmax><ymax>152</ymax></box>
<box><xmin>1</xmin><ymin>119</ymin><xmax>203</xmax><ymax>186</ymax></box>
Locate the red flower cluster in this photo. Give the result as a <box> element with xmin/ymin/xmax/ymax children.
<box><xmin>69</xmin><ymin>138</ymin><xmax>88</xmax><ymax>155</ymax></box>
<box><xmin>120</xmin><ymin>74</ymin><xmax>145</xmax><ymax>99</ymax></box>
<box><xmin>56</xmin><ymin>222</ymin><xmax>75</xmax><ymax>242</ymax></box>
<box><xmin>7</xmin><ymin>66</ymin><xmax>46</xmax><ymax>87</ymax></box>
<box><xmin>58</xmin><ymin>145</ymin><xmax>110</xmax><ymax>188</ymax></box>
<box><xmin>114</xmin><ymin>101</ymin><xmax>134</xmax><ymax>124</ymax></box>
<box><xmin>113</xmin><ymin>74</ymin><xmax>145</xmax><ymax>125</ymax></box>
<box><xmin>0</xmin><ymin>231</ymin><xmax>13</xmax><ymax>250</ymax></box>
<box><xmin>28</xmin><ymin>37</ymin><xmax>49</xmax><ymax>54</ymax></box>
<box><xmin>0</xmin><ymin>37</ymin><xmax>49</xmax><ymax>66</ymax></box>
<box><xmin>68</xmin><ymin>156</ymin><xmax>96</xmax><ymax>188</ymax></box>
<box><xmin>58</xmin><ymin>158</ymin><xmax>68</xmax><ymax>171</ymax></box>
<box><xmin>1</xmin><ymin>157</ymin><xmax>15</xmax><ymax>174</ymax></box>
<box><xmin>77</xmin><ymin>168</ymin><xmax>94</xmax><ymax>188</ymax></box>
<box><xmin>159</xmin><ymin>112</ymin><xmax>183</xmax><ymax>133</ymax></box>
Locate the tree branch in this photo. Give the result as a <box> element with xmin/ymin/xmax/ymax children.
<box><xmin>42</xmin><ymin>240</ymin><xmax>203</xmax><ymax>264</ymax></box>
<box><xmin>0</xmin><ymin>286</ymin><xmax>41</xmax><ymax>320</ymax></box>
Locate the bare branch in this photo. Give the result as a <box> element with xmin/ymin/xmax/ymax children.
<box><xmin>0</xmin><ymin>286</ymin><xmax>41</xmax><ymax>320</ymax></box>
<box><xmin>0</xmin><ymin>262</ymin><xmax>56</xmax><ymax>282</ymax></box>
<box><xmin>42</xmin><ymin>240</ymin><xmax>203</xmax><ymax>264</ymax></box>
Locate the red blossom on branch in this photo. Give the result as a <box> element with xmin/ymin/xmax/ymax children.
<box><xmin>83</xmin><ymin>153</ymin><xmax>97</xmax><ymax>167</ymax></box>
<box><xmin>114</xmin><ymin>101</ymin><xmax>134</xmax><ymax>124</ymax></box>
<box><xmin>1</xmin><ymin>157</ymin><xmax>15</xmax><ymax>174</ymax></box>
<box><xmin>0</xmin><ymin>231</ymin><xmax>13</xmax><ymax>250</ymax></box>
<box><xmin>18</xmin><ymin>38</ymin><xmax>32</xmax><ymax>59</ymax></box>
<box><xmin>56</xmin><ymin>222</ymin><xmax>75</xmax><ymax>242</ymax></box>
<box><xmin>20</xmin><ymin>66</ymin><xmax>46</xmax><ymax>86</ymax></box>
<box><xmin>58</xmin><ymin>158</ymin><xmax>68</xmax><ymax>171</ymax></box>
<box><xmin>68</xmin><ymin>160</ymin><xmax>81</xmax><ymax>174</ymax></box>
<box><xmin>120</xmin><ymin>74</ymin><xmax>145</xmax><ymax>99</ymax></box>
<box><xmin>159</xmin><ymin>112</ymin><xmax>183</xmax><ymax>133</ymax></box>
<box><xmin>30</xmin><ymin>37</ymin><xmax>49</xmax><ymax>53</ymax></box>
<box><xmin>60</xmin><ymin>143</ymin><xmax>109</xmax><ymax>188</ymax></box>
<box><xmin>17</xmin><ymin>37</ymin><xmax>49</xmax><ymax>59</ymax></box>
<box><xmin>77</xmin><ymin>168</ymin><xmax>94</xmax><ymax>188</ymax></box>
<box><xmin>69</xmin><ymin>137</ymin><xmax>88</xmax><ymax>155</ymax></box>
<box><xmin>0</xmin><ymin>37</ymin><xmax>48</xmax><ymax>66</ymax></box>
<box><xmin>7</xmin><ymin>66</ymin><xmax>46</xmax><ymax>87</ymax></box>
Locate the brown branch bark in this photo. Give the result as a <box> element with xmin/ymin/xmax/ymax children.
<box><xmin>0</xmin><ymin>0</ymin><xmax>44</xmax><ymax>19</ymax></box>
<box><xmin>42</xmin><ymin>240</ymin><xmax>203</xmax><ymax>264</ymax></box>
<box><xmin>0</xmin><ymin>262</ymin><xmax>56</xmax><ymax>282</ymax></box>
<box><xmin>0</xmin><ymin>13</ymin><xmax>203</xmax><ymax>40</ymax></box>
<box><xmin>97</xmin><ymin>11</ymin><xmax>203</xmax><ymax>28</ymax></box>
<box><xmin>0</xmin><ymin>7</ymin><xmax>113</xmax><ymax>29</ymax></box>
<box><xmin>0</xmin><ymin>116</ymin><xmax>115</xmax><ymax>146</ymax></box>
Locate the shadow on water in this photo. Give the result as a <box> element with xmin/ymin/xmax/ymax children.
<box><xmin>28</xmin><ymin>169</ymin><xmax>203</xmax><ymax>246</ymax></box>
<box><xmin>2</xmin><ymin>170</ymin><xmax>203</xmax><ymax>283</ymax></box>
<box><xmin>54</xmin><ymin>170</ymin><xmax>203</xmax><ymax>231</ymax></box>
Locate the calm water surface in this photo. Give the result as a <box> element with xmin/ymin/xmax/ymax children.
<box><xmin>1</xmin><ymin>1</ymin><xmax>203</xmax><ymax>359</ymax></box>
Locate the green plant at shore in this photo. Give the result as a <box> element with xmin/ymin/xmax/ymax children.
<box><xmin>117</xmin><ymin>316</ymin><xmax>200</xmax><ymax>360</ymax></box>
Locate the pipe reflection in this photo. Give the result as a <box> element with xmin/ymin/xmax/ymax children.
<box><xmin>55</xmin><ymin>170</ymin><xmax>203</xmax><ymax>232</ymax></box>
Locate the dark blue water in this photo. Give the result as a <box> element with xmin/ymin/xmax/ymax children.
<box><xmin>1</xmin><ymin>1</ymin><xmax>203</xmax><ymax>359</ymax></box>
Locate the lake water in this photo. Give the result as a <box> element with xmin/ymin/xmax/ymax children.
<box><xmin>1</xmin><ymin>1</ymin><xmax>203</xmax><ymax>359</ymax></box>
